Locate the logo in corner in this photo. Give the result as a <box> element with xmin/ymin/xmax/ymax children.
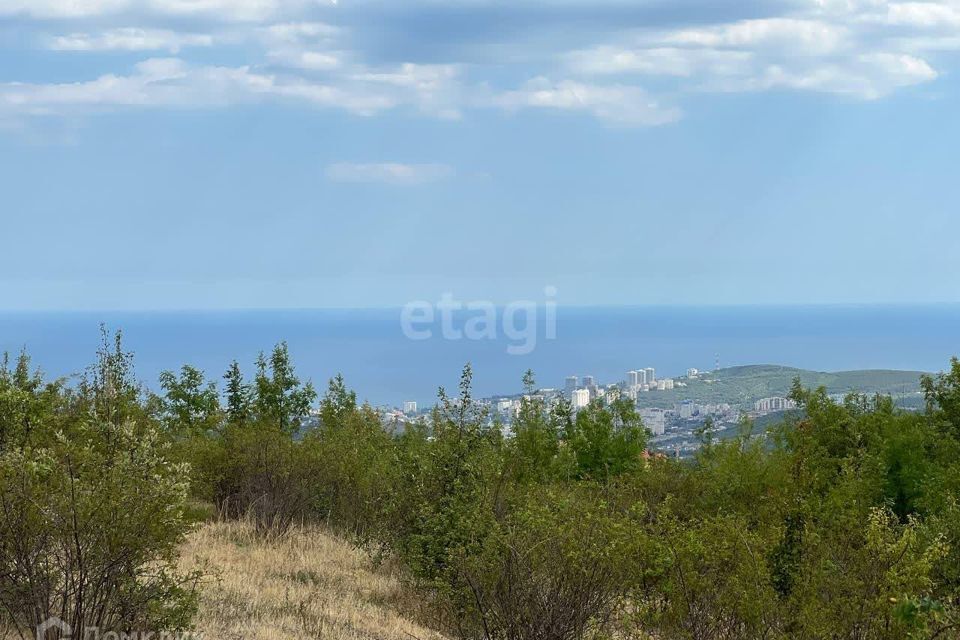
<box><xmin>36</xmin><ymin>617</ymin><xmax>72</xmax><ymax>640</ymax></box>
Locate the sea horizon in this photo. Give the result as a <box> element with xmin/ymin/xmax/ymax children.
<box><xmin>2</xmin><ymin>304</ymin><xmax>958</xmax><ymax>406</ymax></box>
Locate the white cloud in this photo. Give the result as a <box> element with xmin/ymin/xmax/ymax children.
<box><xmin>664</xmin><ymin>18</ymin><xmax>851</xmax><ymax>55</ymax></box>
<box><xmin>259</xmin><ymin>21</ymin><xmax>345</xmax><ymax>71</ymax></box>
<box><xmin>881</xmin><ymin>2</ymin><xmax>960</xmax><ymax>27</ymax></box>
<box><xmin>262</xmin><ymin>22</ymin><xmax>340</xmax><ymax>42</ymax></box>
<box><xmin>49</xmin><ymin>28</ymin><xmax>214</xmax><ymax>52</ymax></box>
<box><xmin>353</xmin><ymin>63</ymin><xmax>460</xmax><ymax>91</ymax></box>
<box><xmin>568</xmin><ymin>46</ymin><xmax>754</xmax><ymax>77</ymax></box>
<box><xmin>267</xmin><ymin>49</ymin><xmax>343</xmax><ymax>70</ymax></box>
<box><xmin>563</xmin><ymin>3</ymin><xmax>953</xmax><ymax>100</ymax></box>
<box><xmin>0</xmin><ymin>0</ymin><xmax>333</xmax><ymax>21</ymax></box>
<box><xmin>350</xmin><ymin>63</ymin><xmax>464</xmax><ymax>119</ymax></box>
<box><xmin>0</xmin><ymin>0</ymin><xmax>131</xmax><ymax>18</ymax></box>
<box><xmin>704</xmin><ymin>52</ymin><xmax>937</xmax><ymax>98</ymax></box>
<box><xmin>325</xmin><ymin>162</ymin><xmax>454</xmax><ymax>185</ymax></box>
<box><xmin>146</xmin><ymin>0</ymin><xmax>284</xmax><ymax>21</ymax></box>
<box><xmin>3</xmin><ymin>0</ymin><xmax>959</xmax><ymax>129</ymax></box>
<box><xmin>0</xmin><ymin>58</ymin><xmax>396</xmax><ymax>116</ymax></box>
<box><xmin>493</xmin><ymin>77</ymin><xmax>681</xmax><ymax>126</ymax></box>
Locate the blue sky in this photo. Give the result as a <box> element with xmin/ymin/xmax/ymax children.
<box><xmin>1</xmin><ymin>0</ymin><xmax>959</xmax><ymax>309</ymax></box>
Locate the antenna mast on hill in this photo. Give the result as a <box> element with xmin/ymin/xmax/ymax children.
<box><xmin>715</xmin><ymin>353</ymin><xmax>720</xmax><ymax>371</ymax></box>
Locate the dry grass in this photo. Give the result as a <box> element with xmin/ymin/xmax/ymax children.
<box><xmin>178</xmin><ymin>521</ymin><xmax>447</xmax><ymax>640</ymax></box>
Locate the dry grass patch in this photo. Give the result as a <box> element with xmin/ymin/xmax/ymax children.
<box><xmin>179</xmin><ymin>521</ymin><xmax>446</xmax><ymax>640</ymax></box>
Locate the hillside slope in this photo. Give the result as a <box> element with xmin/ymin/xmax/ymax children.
<box><xmin>179</xmin><ymin>521</ymin><xmax>444</xmax><ymax>640</ymax></box>
<box><xmin>638</xmin><ymin>365</ymin><xmax>926</xmax><ymax>408</ymax></box>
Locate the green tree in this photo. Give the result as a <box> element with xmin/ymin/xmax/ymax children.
<box><xmin>223</xmin><ymin>359</ymin><xmax>251</xmax><ymax>426</ymax></box>
<box><xmin>508</xmin><ymin>370</ymin><xmax>561</xmax><ymax>482</ymax></box>
<box><xmin>564</xmin><ymin>397</ymin><xmax>647</xmax><ymax>480</ymax></box>
<box><xmin>158</xmin><ymin>365</ymin><xmax>220</xmax><ymax>437</ymax></box>
<box><xmin>319</xmin><ymin>373</ymin><xmax>357</xmax><ymax>428</ymax></box>
<box><xmin>252</xmin><ymin>342</ymin><xmax>316</xmax><ymax>434</ymax></box>
<box><xmin>922</xmin><ymin>357</ymin><xmax>960</xmax><ymax>437</ymax></box>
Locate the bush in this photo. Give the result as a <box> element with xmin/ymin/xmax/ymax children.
<box><xmin>454</xmin><ymin>485</ymin><xmax>643</xmax><ymax>640</ymax></box>
<box><xmin>0</xmin><ymin>347</ymin><xmax>199</xmax><ymax>638</ymax></box>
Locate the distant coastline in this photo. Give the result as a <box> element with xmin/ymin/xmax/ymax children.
<box><xmin>1</xmin><ymin>305</ymin><xmax>957</xmax><ymax>406</ymax></box>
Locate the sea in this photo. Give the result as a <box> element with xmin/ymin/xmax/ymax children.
<box><xmin>1</xmin><ymin>305</ymin><xmax>958</xmax><ymax>407</ymax></box>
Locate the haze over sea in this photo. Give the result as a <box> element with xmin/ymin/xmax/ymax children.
<box><xmin>2</xmin><ymin>305</ymin><xmax>958</xmax><ymax>407</ymax></box>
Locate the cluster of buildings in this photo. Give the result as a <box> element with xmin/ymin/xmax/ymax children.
<box><xmin>674</xmin><ymin>400</ymin><xmax>735</xmax><ymax>420</ymax></box>
<box><xmin>623</xmin><ymin>367</ymin><xmax>686</xmax><ymax>397</ymax></box>
<box><xmin>565</xmin><ymin>375</ymin><xmax>607</xmax><ymax>409</ymax></box>
<box><xmin>390</xmin><ymin>365</ymin><xmax>808</xmax><ymax>456</ymax></box>
<box><xmin>563</xmin><ymin>368</ymin><xmax>689</xmax><ymax>409</ymax></box>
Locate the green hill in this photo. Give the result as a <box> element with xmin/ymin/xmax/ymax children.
<box><xmin>636</xmin><ymin>364</ymin><xmax>926</xmax><ymax>409</ymax></box>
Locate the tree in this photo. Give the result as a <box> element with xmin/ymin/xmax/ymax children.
<box><xmin>84</xmin><ymin>326</ymin><xmax>141</xmax><ymax>428</ymax></box>
<box><xmin>694</xmin><ymin>415</ymin><xmax>716</xmax><ymax>449</ymax></box>
<box><xmin>319</xmin><ymin>373</ymin><xmax>357</xmax><ymax>429</ymax></box>
<box><xmin>223</xmin><ymin>360</ymin><xmax>251</xmax><ymax>426</ymax></box>
<box><xmin>0</xmin><ymin>350</ymin><xmax>61</xmax><ymax>452</ymax></box>
<box><xmin>158</xmin><ymin>365</ymin><xmax>220</xmax><ymax>437</ymax></box>
<box><xmin>922</xmin><ymin>357</ymin><xmax>960</xmax><ymax>437</ymax></box>
<box><xmin>252</xmin><ymin>342</ymin><xmax>316</xmax><ymax>434</ymax></box>
<box><xmin>509</xmin><ymin>370</ymin><xmax>561</xmax><ymax>482</ymax></box>
<box><xmin>564</xmin><ymin>397</ymin><xmax>647</xmax><ymax>480</ymax></box>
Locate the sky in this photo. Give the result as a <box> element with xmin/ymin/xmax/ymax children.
<box><xmin>1</xmin><ymin>0</ymin><xmax>959</xmax><ymax>310</ymax></box>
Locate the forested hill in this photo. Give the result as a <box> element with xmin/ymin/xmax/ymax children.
<box><xmin>640</xmin><ymin>364</ymin><xmax>926</xmax><ymax>408</ymax></box>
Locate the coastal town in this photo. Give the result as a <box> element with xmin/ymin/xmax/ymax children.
<box><xmin>383</xmin><ymin>365</ymin><xmax>809</xmax><ymax>456</ymax></box>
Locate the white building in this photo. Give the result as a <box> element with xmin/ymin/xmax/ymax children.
<box><xmin>687</xmin><ymin>368</ymin><xmax>699</xmax><ymax>379</ymax></box>
<box><xmin>639</xmin><ymin>408</ymin><xmax>667</xmax><ymax>436</ymax></box>
<box><xmin>571</xmin><ymin>388</ymin><xmax>591</xmax><ymax>410</ymax></box>
<box><xmin>754</xmin><ymin>397</ymin><xmax>798</xmax><ymax>413</ymax></box>
<box><xmin>645</xmin><ymin>367</ymin><xmax>656</xmax><ymax>383</ymax></box>
<box><xmin>677</xmin><ymin>401</ymin><xmax>698</xmax><ymax>419</ymax></box>
<box><xmin>403</xmin><ymin>401</ymin><xmax>417</xmax><ymax>414</ymax></box>
<box><xmin>627</xmin><ymin>370</ymin><xmax>640</xmax><ymax>387</ymax></box>
<box><xmin>565</xmin><ymin>376</ymin><xmax>579</xmax><ymax>392</ymax></box>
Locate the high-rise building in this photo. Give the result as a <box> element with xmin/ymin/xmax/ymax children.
<box><xmin>627</xmin><ymin>370</ymin><xmax>639</xmax><ymax>386</ymax></box>
<box><xmin>645</xmin><ymin>367</ymin><xmax>656</xmax><ymax>383</ymax></box>
<box><xmin>676</xmin><ymin>401</ymin><xmax>697</xmax><ymax>419</ymax></box>
<box><xmin>571</xmin><ymin>388</ymin><xmax>590</xmax><ymax>410</ymax></box>
<box><xmin>403</xmin><ymin>401</ymin><xmax>417</xmax><ymax>414</ymax></box>
<box><xmin>638</xmin><ymin>369</ymin><xmax>648</xmax><ymax>385</ymax></box>
<box><xmin>754</xmin><ymin>397</ymin><xmax>797</xmax><ymax>413</ymax></box>
<box><xmin>639</xmin><ymin>408</ymin><xmax>667</xmax><ymax>436</ymax></box>
<box><xmin>565</xmin><ymin>376</ymin><xmax>579</xmax><ymax>392</ymax></box>
<box><xmin>582</xmin><ymin>375</ymin><xmax>595</xmax><ymax>387</ymax></box>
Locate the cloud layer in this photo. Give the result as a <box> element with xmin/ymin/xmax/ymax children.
<box><xmin>325</xmin><ymin>162</ymin><xmax>455</xmax><ymax>185</ymax></box>
<box><xmin>1</xmin><ymin>0</ymin><xmax>958</xmax><ymax>127</ymax></box>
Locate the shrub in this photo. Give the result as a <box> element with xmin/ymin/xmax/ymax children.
<box><xmin>454</xmin><ymin>485</ymin><xmax>642</xmax><ymax>640</ymax></box>
<box><xmin>0</xmin><ymin>419</ymin><xmax>199</xmax><ymax>638</ymax></box>
<box><xmin>0</xmin><ymin>334</ymin><xmax>199</xmax><ymax>639</ymax></box>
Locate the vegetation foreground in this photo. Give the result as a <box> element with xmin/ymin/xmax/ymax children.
<box><xmin>178</xmin><ymin>520</ymin><xmax>443</xmax><ymax>640</ymax></box>
<box><xmin>3</xmin><ymin>329</ymin><xmax>960</xmax><ymax>639</ymax></box>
